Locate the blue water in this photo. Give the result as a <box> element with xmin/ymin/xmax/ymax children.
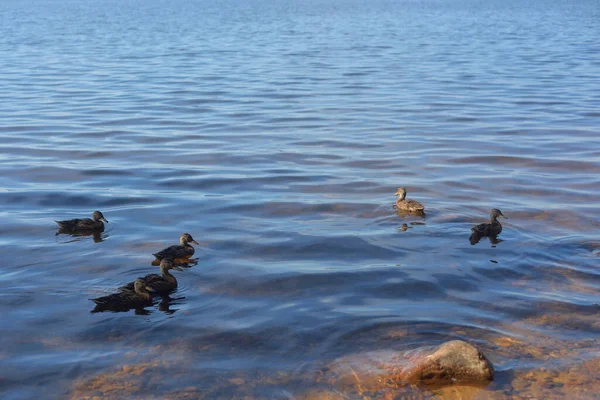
<box><xmin>1</xmin><ymin>0</ymin><xmax>599</xmax><ymax>398</ymax></box>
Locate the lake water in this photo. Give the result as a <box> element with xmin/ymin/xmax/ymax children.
<box><xmin>1</xmin><ymin>0</ymin><xmax>599</xmax><ymax>398</ymax></box>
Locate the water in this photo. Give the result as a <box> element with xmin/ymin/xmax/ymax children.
<box><xmin>1</xmin><ymin>0</ymin><xmax>599</xmax><ymax>398</ymax></box>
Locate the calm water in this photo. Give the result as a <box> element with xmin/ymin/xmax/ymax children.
<box><xmin>1</xmin><ymin>0</ymin><xmax>599</xmax><ymax>398</ymax></box>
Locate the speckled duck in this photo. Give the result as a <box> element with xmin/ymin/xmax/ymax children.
<box><xmin>394</xmin><ymin>187</ymin><xmax>425</xmax><ymax>213</ymax></box>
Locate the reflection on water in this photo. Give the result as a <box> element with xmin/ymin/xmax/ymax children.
<box><xmin>151</xmin><ymin>257</ymin><xmax>199</xmax><ymax>267</ymax></box>
<box><xmin>90</xmin><ymin>294</ymin><xmax>184</xmax><ymax>315</ymax></box>
<box><xmin>395</xmin><ymin>209</ymin><xmax>427</xmax><ymax>219</ymax></box>
<box><xmin>56</xmin><ymin>229</ymin><xmax>108</xmax><ymax>243</ymax></box>
<box><xmin>469</xmin><ymin>232</ymin><xmax>503</xmax><ymax>246</ymax></box>
<box><xmin>1</xmin><ymin>0</ymin><xmax>600</xmax><ymax>398</ymax></box>
<box><xmin>158</xmin><ymin>295</ymin><xmax>185</xmax><ymax>315</ymax></box>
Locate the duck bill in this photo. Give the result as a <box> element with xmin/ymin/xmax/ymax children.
<box><xmin>190</xmin><ymin>240</ymin><xmax>200</xmax><ymax>245</ymax></box>
<box><xmin>394</xmin><ymin>191</ymin><xmax>400</xmax><ymax>196</ymax></box>
<box><xmin>499</xmin><ymin>214</ymin><xmax>507</xmax><ymax>219</ymax></box>
<box><xmin>146</xmin><ymin>286</ymin><xmax>155</xmax><ymax>292</ymax></box>
<box><xmin>101</xmin><ymin>218</ymin><xmax>109</xmax><ymax>223</ymax></box>
<box><xmin>173</xmin><ymin>266</ymin><xmax>184</xmax><ymax>272</ymax></box>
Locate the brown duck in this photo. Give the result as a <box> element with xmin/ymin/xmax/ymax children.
<box><xmin>91</xmin><ymin>279</ymin><xmax>153</xmax><ymax>313</ymax></box>
<box><xmin>56</xmin><ymin>210</ymin><xmax>108</xmax><ymax>232</ymax></box>
<box><xmin>394</xmin><ymin>187</ymin><xmax>424</xmax><ymax>213</ymax></box>
<box><xmin>153</xmin><ymin>233</ymin><xmax>199</xmax><ymax>260</ymax></box>
<box><xmin>120</xmin><ymin>259</ymin><xmax>183</xmax><ymax>294</ymax></box>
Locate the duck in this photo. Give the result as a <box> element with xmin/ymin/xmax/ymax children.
<box><xmin>153</xmin><ymin>233</ymin><xmax>199</xmax><ymax>260</ymax></box>
<box><xmin>471</xmin><ymin>208</ymin><xmax>507</xmax><ymax>237</ymax></box>
<box><xmin>394</xmin><ymin>187</ymin><xmax>425</xmax><ymax>213</ymax></box>
<box><xmin>120</xmin><ymin>259</ymin><xmax>183</xmax><ymax>294</ymax></box>
<box><xmin>56</xmin><ymin>210</ymin><xmax>108</xmax><ymax>232</ymax></box>
<box><xmin>91</xmin><ymin>279</ymin><xmax>154</xmax><ymax>313</ymax></box>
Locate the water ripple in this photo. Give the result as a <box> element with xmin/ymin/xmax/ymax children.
<box><xmin>1</xmin><ymin>0</ymin><xmax>599</xmax><ymax>398</ymax></box>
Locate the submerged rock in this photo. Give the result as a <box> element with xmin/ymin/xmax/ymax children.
<box><xmin>325</xmin><ymin>340</ymin><xmax>494</xmax><ymax>393</ymax></box>
<box><xmin>402</xmin><ymin>340</ymin><xmax>494</xmax><ymax>386</ymax></box>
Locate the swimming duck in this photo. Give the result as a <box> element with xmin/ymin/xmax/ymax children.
<box><xmin>120</xmin><ymin>259</ymin><xmax>183</xmax><ymax>294</ymax></box>
<box><xmin>153</xmin><ymin>233</ymin><xmax>199</xmax><ymax>260</ymax></box>
<box><xmin>471</xmin><ymin>208</ymin><xmax>507</xmax><ymax>237</ymax></box>
<box><xmin>394</xmin><ymin>187</ymin><xmax>425</xmax><ymax>213</ymax></box>
<box><xmin>56</xmin><ymin>210</ymin><xmax>108</xmax><ymax>232</ymax></box>
<box><xmin>91</xmin><ymin>279</ymin><xmax>153</xmax><ymax>312</ymax></box>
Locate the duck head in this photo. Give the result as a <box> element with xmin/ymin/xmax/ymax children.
<box><xmin>394</xmin><ymin>187</ymin><xmax>407</xmax><ymax>201</ymax></box>
<box><xmin>490</xmin><ymin>209</ymin><xmax>507</xmax><ymax>220</ymax></box>
<box><xmin>92</xmin><ymin>210</ymin><xmax>108</xmax><ymax>223</ymax></box>
<box><xmin>180</xmin><ymin>233</ymin><xmax>199</xmax><ymax>245</ymax></box>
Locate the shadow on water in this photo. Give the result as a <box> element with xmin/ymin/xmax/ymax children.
<box><xmin>56</xmin><ymin>228</ymin><xmax>108</xmax><ymax>243</ymax></box>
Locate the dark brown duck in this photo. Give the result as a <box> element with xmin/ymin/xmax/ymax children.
<box><xmin>91</xmin><ymin>279</ymin><xmax>153</xmax><ymax>313</ymax></box>
<box><xmin>153</xmin><ymin>233</ymin><xmax>199</xmax><ymax>260</ymax></box>
<box><xmin>120</xmin><ymin>258</ymin><xmax>183</xmax><ymax>294</ymax></box>
<box><xmin>55</xmin><ymin>210</ymin><xmax>108</xmax><ymax>232</ymax></box>
<box><xmin>471</xmin><ymin>208</ymin><xmax>507</xmax><ymax>236</ymax></box>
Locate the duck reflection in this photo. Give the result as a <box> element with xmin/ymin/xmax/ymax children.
<box><xmin>158</xmin><ymin>295</ymin><xmax>185</xmax><ymax>315</ymax></box>
<box><xmin>395</xmin><ymin>208</ymin><xmax>426</xmax><ymax>219</ymax></box>
<box><xmin>469</xmin><ymin>232</ymin><xmax>504</xmax><ymax>246</ymax></box>
<box><xmin>151</xmin><ymin>257</ymin><xmax>198</xmax><ymax>267</ymax></box>
<box><xmin>56</xmin><ymin>228</ymin><xmax>107</xmax><ymax>243</ymax></box>
<box><xmin>397</xmin><ymin>221</ymin><xmax>426</xmax><ymax>232</ymax></box>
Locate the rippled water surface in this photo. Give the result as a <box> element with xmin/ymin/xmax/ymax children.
<box><xmin>1</xmin><ymin>0</ymin><xmax>600</xmax><ymax>398</ymax></box>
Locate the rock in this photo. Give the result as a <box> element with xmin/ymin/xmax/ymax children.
<box><xmin>325</xmin><ymin>340</ymin><xmax>494</xmax><ymax>393</ymax></box>
<box><xmin>402</xmin><ymin>340</ymin><xmax>494</xmax><ymax>386</ymax></box>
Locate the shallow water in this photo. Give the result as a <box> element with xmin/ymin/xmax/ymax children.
<box><xmin>1</xmin><ymin>0</ymin><xmax>599</xmax><ymax>398</ymax></box>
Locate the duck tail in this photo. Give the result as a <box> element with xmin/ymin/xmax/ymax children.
<box><xmin>56</xmin><ymin>220</ymin><xmax>74</xmax><ymax>229</ymax></box>
<box><xmin>90</xmin><ymin>298</ymin><xmax>106</xmax><ymax>305</ymax></box>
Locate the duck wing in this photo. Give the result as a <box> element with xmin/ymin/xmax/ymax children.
<box><xmin>489</xmin><ymin>221</ymin><xmax>503</xmax><ymax>235</ymax></box>
<box><xmin>120</xmin><ymin>273</ymin><xmax>162</xmax><ymax>291</ymax></box>
<box><xmin>56</xmin><ymin>217</ymin><xmax>101</xmax><ymax>231</ymax></box>
<box><xmin>153</xmin><ymin>245</ymin><xmax>178</xmax><ymax>259</ymax></box>
<box><xmin>153</xmin><ymin>245</ymin><xmax>192</xmax><ymax>259</ymax></box>
<box><xmin>147</xmin><ymin>276</ymin><xmax>176</xmax><ymax>293</ymax></box>
<box><xmin>406</xmin><ymin>199</ymin><xmax>424</xmax><ymax>211</ymax></box>
<box><xmin>91</xmin><ymin>290</ymin><xmax>152</xmax><ymax>312</ymax></box>
<box><xmin>471</xmin><ymin>222</ymin><xmax>490</xmax><ymax>235</ymax></box>
<box><xmin>56</xmin><ymin>218</ymin><xmax>84</xmax><ymax>230</ymax></box>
